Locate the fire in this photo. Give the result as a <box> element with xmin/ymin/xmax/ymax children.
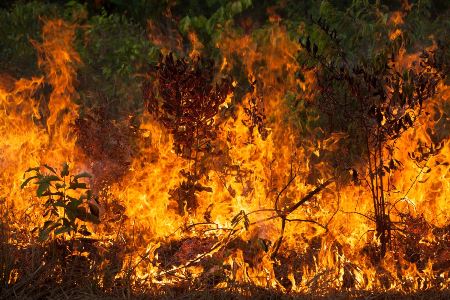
<box><xmin>1</xmin><ymin>15</ymin><xmax>448</xmax><ymax>297</ymax></box>
<box><xmin>0</xmin><ymin>20</ymin><xmax>82</xmax><ymax>219</ymax></box>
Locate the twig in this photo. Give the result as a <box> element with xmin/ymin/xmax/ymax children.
<box><xmin>340</xmin><ymin>210</ymin><xmax>376</xmax><ymax>222</ymax></box>
<box><xmin>274</xmin><ymin>174</ymin><xmax>297</xmax><ymax>213</ymax></box>
<box><xmin>271</xmin><ymin>218</ymin><xmax>286</xmax><ymax>259</ymax></box>
<box><xmin>271</xmin><ymin>178</ymin><xmax>334</xmax><ymax>259</ymax></box>
<box><xmin>3</xmin><ymin>264</ymin><xmax>43</xmax><ymax>298</ymax></box>
<box><xmin>284</xmin><ymin>179</ymin><xmax>334</xmax><ymax>216</ymax></box>
<box><xmin>286</xmin><ymin>218</ymin><xmax>328</xmax><ymax>231</ymax></box>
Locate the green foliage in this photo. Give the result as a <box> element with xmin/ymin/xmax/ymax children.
<box><xmin>296</xmin><ymin>1</ymin><xmax>444</xmax><ymax>258</ymax></box>
<box><xmin>100</xmin><ymin>0</ymin><xmax>170</xmax><ymax>24</ymax></box>
<box><xmin>284</xmin><ymin>92</ymin><xmax>322</xmax><ymax>139</ymax></box>
<box><xmin>314</xmin><ymin>1</ymin><xmax>391</xmax><ymax>63</ymax></box>
<box><xmin>76</xmin><ymin>11</ymin><xmax>159</xmax><ymax>119</ymax></box>
<box><xmin>0</xmin><ymin>1</ymin><xmax>61</xmax><ymax>77</ymax></box>
<box><xmin>21</xmin><ymin>163</ymin><xmax>99</xmax><ymax>241</ymax></box>
<box><xmin>0</xmin><ymin>2</ymin><xmax>160</xmax><ymax>120</ymax></box>
<box><xmin>294</xmin><ymin>0</ymin><xmax>448</xmax><ymax>141</ymax></box>
<box><xmin>0</xmin><ymin>0</ymin><xmax>449</xmax><ymax>295</ymax></box>
<box><xmin>177</xmin><ymin>0</ymin><xmax>253</xmax><ymax>48</ymax></box>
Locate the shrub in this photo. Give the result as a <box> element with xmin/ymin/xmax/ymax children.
<box><xmin>21</xmin><ymin>163</ymin><xmax>99</xmax><ymax>241</ymax></box>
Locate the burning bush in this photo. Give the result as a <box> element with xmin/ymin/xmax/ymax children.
<box><xmin>0</xmin><ymin>1</ymin><xmax>449</xmax><ymax>299</ymax></box>
<box><xmin>144</xmin><ymin>53</ymin><xmax>233</xmax><ymax>214</ymax></box>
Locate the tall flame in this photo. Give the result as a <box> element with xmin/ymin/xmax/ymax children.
<box><xmin>1</xmin><ymin>18</ymin><xmax>448</xmax><ymax>294</ymax></box>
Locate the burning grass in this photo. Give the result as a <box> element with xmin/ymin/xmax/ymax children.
<box><xmin>0</xmin><ymin>1</ymin><xmax>449</xmax><ymax>299</ymax></box>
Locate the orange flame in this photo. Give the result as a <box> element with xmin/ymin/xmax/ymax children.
<box><xmin>1</xmin><ymin>18</ymin><xmax>448</xmax><ymax>293</ymax></box>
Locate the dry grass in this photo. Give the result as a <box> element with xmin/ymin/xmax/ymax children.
<box><xmin>1</xmin><ymin>216</ymin><xmax>448</xmax><ymax>300</ymax></box>
<box><xmin>1</xmin><ymin>237</ymin><xmax>448</xmax><ymax>300</ymax></box>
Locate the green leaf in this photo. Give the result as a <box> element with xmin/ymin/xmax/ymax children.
<box><xmin>68</xmin><ymin>198</ymin><xmax>83</xmax><ymax>209</ymax></box>
<box><xmin>78</xmin><ymin>224</ymin><xmax>91</xmax><ymax>236</ymax></box>
<box><xmin>89</xmin><ymin>202</ymin><xmax>100</xmax><ymax>218</ymax></box>
<box><xmin>54</xmin><ymin>200</ymin><xmax>67</xmax><ymax>208</ymax></box>
<box><xmin>76</xmin><ymin>207</ymin><xmax>100</xmax><ymax>224</ymax></box>
<box><xmin>35</xmin><ymin>175</ymin><xmax>60</xmax><ymax>196</ymax></box>
<box><xmin>61</xmin><ymin>217</ymin><xmax>71</xmax><ymax>227</ymax></box>
<box><xmin>69</xmin><ymin>182</ymin><xmax>87</xmax><ymax>190</ymax></box>
<box><xmin>43</xmin><ymin>164</ymin><xmax>57</xmax><ymax>175</ymax></box>
<box><xmin>38</xmin><ymin>175</ymin><xmax>61</xmax><ymax>183</ymax></box>
<box><xmin>38</xmin><ymin>222</ymin><xmax>60</xmax><ymax>241</ymax></box>
<box><xmin>179</xmin><ymin>16</ymin><xmax>191</xmax><ymax>34</ymax></box>
<box><xmin>40</xmin><ymin>191</ymin><xmax>64</xmax><ymax>197</ymax></box>
<box><xmin>60</xmin><ymin>162</ymin><xmax>69</xmax><ymax>177</ymax></box>
<box><xmin>73</xmin><ymin>172</ymin><xmax>92</xmax><ymax>181</ymax></box>
<box><xmin>55</xmin><ymin>183</ymin><xmax>66</xmax><ymax>189</ymax></box>
<box><xmin>42</xmin><ymin>220</ymin><xmax>54</xmax><ymax>230</ymax></box>
<box><xmin>38</xmin><ymin>229</ymin><xmax>50</xmax><ymax>241</ymax></box>
<box><xmin>230</xmin><ymin>1</ymin><xmax>243</xmax><ymax>15</ymax></box>
<box><xmin>65</xmin><ymin>207</ymin><xmax>76</xmax><ymax>223</ymax></box>
<box><xmin>54</xmin><ymin>226</ymin><xmax>72</xmax><ymax>236</ymax></box>
<box><xmin>241</xmin><ymin>0</ymin><xmax>252</xmax><ymax>9</ymax></box>
<box><xmin>21</xmin><ymin>175</ymin><xmax>38</xmax><ymax>189</ymax></box>
<box><xmin>24</xmin><ymin>166</ymin><xmax>40</xmax><ymax>174</ymax></box>
<box><xmin>36</xmin><ymin>182</ymin><xmax>50</xmax><ymax>197</ymax></box>
<box><xmin>79</xmin><ymin>190</ymin><xmax>92</xmax><ymax>201</ymax></box>
<box><xmin>85</xmin><ymin>213</ymin><xmax>100</xmax><ymax>224</ymax></box>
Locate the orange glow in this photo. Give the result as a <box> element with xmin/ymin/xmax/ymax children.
<box><xmin>1</xmin><ymin>18</ymin><xmax>448</xmax><ymax>294</ymax></box>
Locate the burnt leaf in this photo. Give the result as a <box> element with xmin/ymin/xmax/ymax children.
<box><xmin>43</xmin><ymin>164</ymin><xmax>57</xmax><ymax>175</ymax></box>
<box><xmin>242</xmin><ymin>84</ymin><xmax>269</xmax><ymax>141</ymax></box>
<box><xmin>145</xmin><ymin>53</ymin><xmax>234</xmax><ymax>214</ymax></box>
<box><xmin>145</xmin><ymin>53</ymin><xmax>233</xmax><ymax>158</ymax></box>
<box><xmin>69</xmin><ymin>182</ymin><xmax>87</xmax><ymax>190</ymax></box>
<box><xmin>78</xmin><ymin>224</ymin><xmax>91</xmax><ymax>236</ymax></box>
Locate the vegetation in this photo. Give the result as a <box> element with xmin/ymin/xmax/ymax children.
<box><xmin>21</xmin><ymin>163</ymin><xmax>99</xmax><ymax>241</ymax></box>
<box><xmin>146</xmin><ymin>53</ymin><xmax>233</xmax><ymax>213</ymax></box>
<box><xmin>298</xmin><ymin>11</ymin><xmax>443</xmax><ymax>259</ymax></box>
<box><xmin>0</xmin><ymin>0</ymin><xmax>449</xmax><ymax>299</ymax></box>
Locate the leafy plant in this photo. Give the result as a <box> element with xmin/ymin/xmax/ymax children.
<box><xmin>0</xmin><ymin>1</ymin><xmax>61</xmax><ymax>77</ymax></box>
<box><xmin>145</xmin><ymin>53</ymin><xmax>233</xmax><ymax>213</ymax></box>
<box><xmin>21</xmin><ymin>163</ymin><xmax>99</xmax><ymax>241</ymax></box>
<box><xmin>76</xmin><ymin>11</ymin><xmax>159</xmax><ymax>120</ymax></box>
<box><xmin>146</xmin><ymin>53</ymin><xmax>233</xmax><ymax>158</ymax></box>
<box><xmin>242</xmin><ymin>79</ymin><xmax>269</xmax><ymax>141</ymax></box>
<box><xmin>177</xmin><ymin>0</ymin><xmax>253</xmax><ymax>56</ymax></box>
<box><xmin>298</xmin><ymin>7</ymin><xmax>443</xmax><ymax>259</ymax></box>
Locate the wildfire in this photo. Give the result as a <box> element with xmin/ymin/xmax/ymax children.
<box><xmin>1</xmin><ymin>14</ymin><xmax>448</xmax><ymax>297</ymax></box>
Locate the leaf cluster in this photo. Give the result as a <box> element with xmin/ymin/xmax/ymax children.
<box><xmin>178</xmin><ymin>0</ymin><xmax>253</xmax><ymax>39</ymax></box>
<box><xmin>21</xmin><ymin>163</ymin><xmax>99</xmax><ymax>241</ymax></box>
<box><xmin>0</xmin><ymin>1</ymin><xmax>61</xmax><ymax>77</ymax></box>
<box><xmin>76</xmin><ymin>11</ymin><xmax>159</xmax><ymax>119</ymax></box>
<box><xmin>242</xmin><ymin>80</ymin><xmax>269</xmax><ymax>141</ymax></box>
<box><xmin>296</xmin><ymin>1</ymin><xmax>445</xmax><ymax>258</ymax></box>
<box><xmin>146</xmin><ymin>53</ymin><xmax>233</xmax><ymax>158</ymax></box>
<box><xmin>298</xmin><ymin>6</ymin><xmax>442</xmax><ymax>156</ymax></box>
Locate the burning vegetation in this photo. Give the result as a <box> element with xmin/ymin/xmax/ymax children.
<box><xmin>0</xmin><ymin>1</ymin><xmax>449</xmax><ymax>299</ymax></box>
